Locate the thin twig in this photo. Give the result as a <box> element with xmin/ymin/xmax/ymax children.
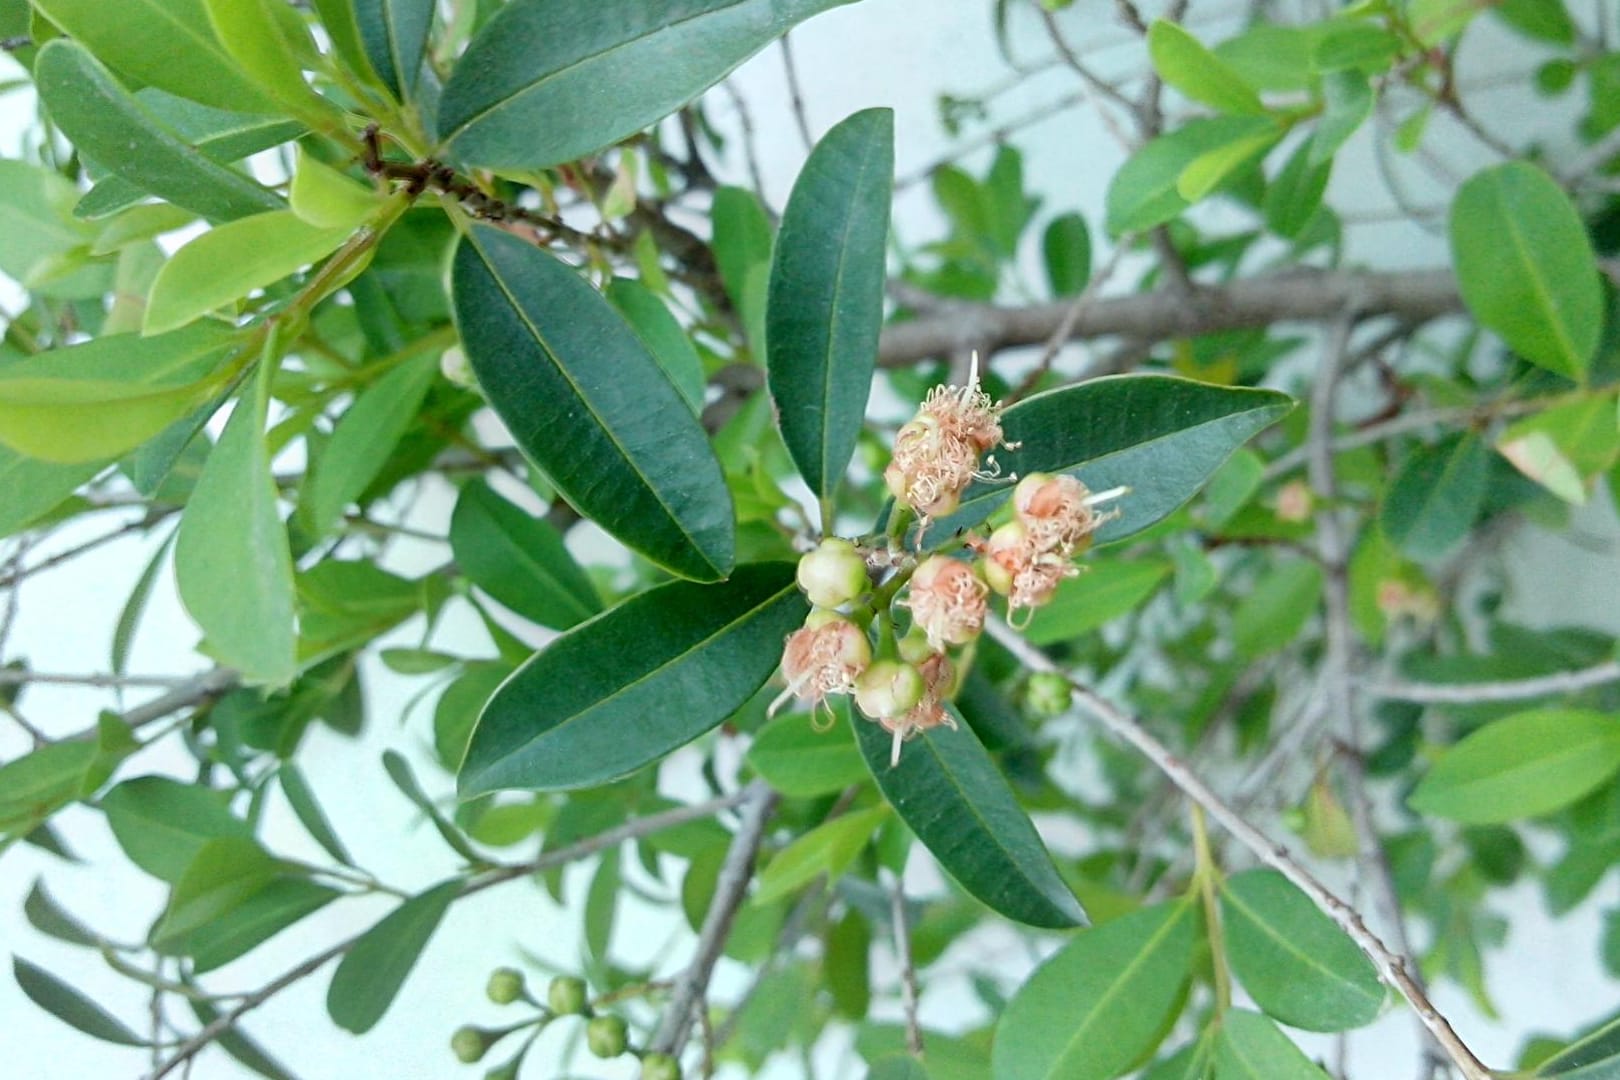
<box><xmin>1364</xmin><ymin>660</ymin><xmax>1620</xmax><ymax>704</ymax></box>
<box><xmin>1008</xmin><ymin>244</ymin><xmax>1132</xmax><ymax>402</ymax></box>
<box><xmin>986</xmin><ymin>620</ymin><xmax>1495</xmax><ymax>1080</ymax></box>
<box><xmin>778</xmin><ymin>34</ymin><xmax>815</xmax><ymax>153</ymax></box>
<box><xmin>0</xmin><ymin>670</ymin><xmax>201</xmax><ymax>689</ymax></box>
<box><xmin>649</xmin><ymin>780</ymin><xmax>779</xmax><ymax>1058</ymax></box>
<box><xmin>890</xmin><ymin>872</ymin><xmax>924</xmax><ymax>1057</ymax></box>
<box><xmin>0</xmin><ymin>510</ymin><xmax>170</xmax><ymax>589</ymax></box>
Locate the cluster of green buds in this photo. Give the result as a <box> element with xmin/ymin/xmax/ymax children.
<box><xmin>773</xmin><ymin>360</ymin><xmax>1123</xmax><ymax>767</ymax></box>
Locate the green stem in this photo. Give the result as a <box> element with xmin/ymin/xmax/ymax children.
<box><xmin>1191</xmin><ymin>804</ymin><xmax>1232</xmax><ymax>1017</ymax></box>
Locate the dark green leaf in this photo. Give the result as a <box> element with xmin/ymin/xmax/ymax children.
<box><xmin>991</xmin><ymin>900</ymin><xmax>1196</xmax><ymax>1078</ymax></box>
<box><xmin>24</xmin><ymin>880</ymin><xmax>99</xmax><ymax>947</ymax></box>
<box><xmin>100</xmin><ymin>775</ymin><xmax>250</xmax><ymax>882</ymax></box>
<box><xmin>1381</xmin><ymin>433</ymin><xmax>1489</xmax><ymax>559</ymax></box>
<box><xmin>1220</xmin><ymin>869</ymin><xmax>1384</xmax><ymax>1032</ymax></box>
<box><xmin>1449</xmin><ymin>162</ymin><xmax>1602</xmax><ymax>380</ymax></box>
<box><xmin>355</xmin><ymin>0</ymin><xmax>434</xmax><ymax>99</ymax></box>
<box><xmin>459</xmin><ymin>563</ymin><xmax>806</xmax><ymax>795</ymax></box>
<box><xmin>1538</xmin><ymin>1012</ymin><xmax>1620</xmax><ymax>1077</ymax></box>
<box><xmin>747</xmin><ymin>708</ymin><xmax>870</xmax><ymax>797</ymax></box>
<box><xmin>1214</xmin><ymin>1009</ymin><xmax>1330</xmax><ymax>1079</ymax></box>
<box><xmin>606</xmin><ymin>278</ymin><xmax>706</xmax><ymax>413</ymax></box>
<box><xmin>1409</xmin><ymin>709</ymin><xmax>1620</xmax><ymax>824</ymax></box>
<box><xmin>448</xmin><ymin>478</ymin><xmax>601</xmax><ymax>630</ymax></box>
<box><xmin>13</xmin><ymin>956</ymin><xmax>147</xmax><ymax>1046</ymax></box>
<box><xmin>326</xmin><ymin>878</ymin><xmax>462</xmax><ymax>1033</ymax></box>
<box><xmin>438</xmin><ymin>0</ymin><xmax>857</xmax><ymax>170</ymax></box>
<box><xmin>854</xmin><ymin>705</ymin><xmax>1086</xmax><ymax>929</ymax></box>
<box><xmin>928</xmin><ymin>375</ymin><xmax>1293</xmax><ymax>544</ymax></box>
<box><xmin>767</xmin><ymin>107</ymin><xmax>893</xmax><ymax>499</ymax></box>
<box><xmin>1041</xmin><ymin>212</ymin><xmax>1091</xmax><ymax>296</ymax></box>
<box><xmin>452</xmin><ymin>224</ymin><xmax>734</xmax><ymax>581</ymax></box>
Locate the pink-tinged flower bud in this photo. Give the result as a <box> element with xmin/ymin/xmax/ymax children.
<box><xmin>1275</xmin><ymin>479</ymin><xmax>1313</xmax><ymax>523</ymax></box>
<box><xmin>1014</xmin><ymin>472</ymin><xmax>1109</xmax><ymax>553</ymax></box>
<box><xmin>878</xmin><ymin>651</ymin><xmax>959</xmax><ymax>765</ymax></box>
<box><xmin>980</xmin><ymin>520</ymin><xmax>1029</xmax><ymax>596</ymax></box>
<box><xmin>980</xmin><ymin>519</ymin><xmax>1073</xmax><ymax>622</ymax></box>
<box><xmin>771</xmin><ymin>613</ymin><xmax>871</xmax><ymax>719</ymax></box>
<box><xmin>854</xmin><ymin>660</ymin><xmax>925</xmax><ymax>721</ymax></box>
<box><xmin>906</xmin><ymin>555</ymin><xmax>988</xmax><ymax>650</ymax></box>
<box><xmin>796</xmin><ymin>538</ymin><xmax>869</xmax><ymax>609</ymax></box>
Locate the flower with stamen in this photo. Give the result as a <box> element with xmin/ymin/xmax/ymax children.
<box><xmin>904</xmin><ymin>555</ymin><xmax>988</xmax><ymax>650</ymax></box>
<box><xmin>979</xmin><ymin>519</ymin><xmax>1076</xmax><ymax>623</ymax></box>
<box><xmin>770</xmin><ymin>611</ymin><xmax>871</xmax><ymax>720</ymax></box>
<box><xmin>883</xmin><ymin>353</ymin><xmax>1012</xmax><ymax>521</ymax></box>
<box><xmin>1013</xmin><ymin>472</ymin><xmax>1122</xmax><ymax>554</ymax></box>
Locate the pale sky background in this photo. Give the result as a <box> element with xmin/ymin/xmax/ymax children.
<box><xmin>2</xmin><ymin>1</ymin><xmax>1619</xmax><ymax>1078</ymax></box>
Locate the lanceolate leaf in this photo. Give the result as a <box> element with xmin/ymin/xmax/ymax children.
<box><xmin>929</xmin><ymin>376</ymin><xmax>1293</xmax><ymax>544</ymax></box>
<box><xmin>448</xmin><ymin>478</ymin><xmax>602</xmax><ymax>630</ymax></box>
<box><xmin>326</xmin><ymin>878</ymin><xmax>462</xmax><ymax>1033</ymax></box>
<box><xmin>991</xmin><ymin>900</ymin><xmax>1196</xmax><ymax>1078</ymax></box>
<box><xmin>100</xmin><ymin>775</ymin><xmax>250</xmax><ymax>883</ymax></box>
<box><xmin>1220</xmin><ymin>869</ymin><xmax>1384</xmax><ymax>1032</ymax></box>
<box><xmin>1449</xmin><ymin>162</ymin><xmax>1602</xmax><ymax>380</ymax></box>
<box><xmin>853</xmin><ymin>705</ymin><xmax>1087</xmax><ymax>929</ymax></box>
<box><xmin>1106</xmin><ymin>117</ymin><xmax>1274</xmax><ymax>234</ymax></box>
<box><xmin>1148</xmin><ymin>20</ymin><xmax>1266</xmax><ymax>115</ymax></box>
<box><xmin>355</xmin><ymin>0</ymin><xmax>434</xmax><ymax>100</ymax></box>
<box><xmin>34</xmin><ymin>41</ymin><xmax>283</xmax><ymax>223</ymax></box>
<box><xmin>459</xmin><ymin>563</ymin><xmax>807</xmax><ymax>795</ymax></box>
<box><xmin>188</xmin><ymin>877</ymin><xmax>341</xmax><ymax>973</ymax></box>
<box><xmin>1409</xmin><ymin>709</ymin><xmax>1620</xmax><ymax>824</ymax></box>
<box><xmin>13</xmin><ymin>956</ymin><xmax>148</xmax><ymax>1047</ymax></box>
<box><xmin>1537</xmin><ymin>1012</ymin><xmax>1620</xmax><ymax>1078</ymax></box>
<box><xmin>1215</xmin><ymin>1010</ymin><xmax>1331</xmax><ymax>1079</ymax></box>
<box><xmin>437</xmin><ymin>0</ymin><xmax>858</xmax><ymax>170</ymax></box>
<box><xmin>1381</xmin><ymin>433</ymin><xmax>1489</xmax><ymax>560</ymax></box>
<box><xmin>766</xmin><ymin>107</ymin><xmax>894</xmax><ymax>499</ymax></box>
<box><xmin>451</xmin><ymin>225</ymin><xmax>735</xmax><ymax>581</ymax></box>
<box><xmin>747</xmin><ymin>707</ymin><xmax>870</xmax><ymax>797</ymax></box>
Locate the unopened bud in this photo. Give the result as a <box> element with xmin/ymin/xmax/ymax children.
<box><xmin>586</xmin><ymin>1014</ymin><xmax>629</xmax><ymax>1059</ymax></box>
<box><xmin>485</xmin><ymin>967</ymin><xmax>525</xmax><ymax>1005</ymax></box>
<box><xmin>640</xmin><ymin>1052</ymin><xmax>683</xmax><ymax>1080</ymax></box>
<box><xmin>980</xmin><ymin>520</ymin><xmax>1029</xmax><ymax>597</ymax></box>
<box><xmin>796</xmin><ymin>538</ymin><xmax>869</xmax><ymax>608</ymax></box>
<box><xmin>547</xmin><ymin>975</ymin><xmax>588</xmax><ymax>1016</ymax></box>
<box><xmin>451</xmin><ymin>1025</ymin><xmax>491</xmax><ymax>1064</ymax></box>
<box><xmin>440</xmin><ymin>346</ymin><xmax>475</xmax><ymax>388</ymax></box>
<box><xmin>854</xmin><ymin>660</ymin><xmax>926</xmax><ymax>720</ymax></box>
<box><xmin>1024</xmin><ymin>673</ymin><xmax>1071</xmax><ymax>717</ymax></box>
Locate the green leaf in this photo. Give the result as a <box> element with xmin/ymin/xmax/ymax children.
<box><xmin>279</xmin><ymin>763</ymin><xmax>354</xmax><ymax>866</ymax></box>
<box><xmin>1177</xmin><ymin>127</ymin><xmax>1283</xmax><ymax>202</ymax></box>
<box><xmin>1495</xmin><ymin>0</ymin><xmax>1577</xmax><ymax>45</ymax></box>
<box><xmin>1041</xmin><ymin>212</ymin><xmax>1092</xmax><ymax>297</ymax></box>
<box><xmin>13</xmin><ymin>956</ymin><xmax>147</xmax><ymax>1046</ymax></box>
<box><xmin>100</xmin><ymin>775</ymin><xmax>250</xmax><ymax>883</ymax></box>
<box><xmin>1107</xmin><ymin>117</ymin><xmax>1276</xmax><ymax>234</ymax></box>
<box><xmin>1232</xmin><ymin>559</ymin><xmax>1323</xmax><ymax>660</ymax></box>
<box><xmin>174</xmin><ymin>361</ymin><xmax>298</xmax><ymax>687</ymax></box>
<box><xmin>1220</xmin><ymin>869</ymin><xmax>1384</xmax><ymax>1032</ymax></box>
<box><xmin>150</xmin><ymin>836</ymin><xmax>279</xmax><ymax>952</ymax></box>
<box><xmin>584</xmin><ymin>846</ymin><xmax>620</xmax><ymax>961</ymax></box>
<box><xmin>1537</xmin><ymin>1013</ymin><xmax>1620</xmax><ymax>1077</ymax></box>
<box><xmin>747</xmin><ymin>708</ymin><xmax>870</xmax><ymax>797</ymax></box>
<box><xmin>853</xmin><ymin>705</ymin><xmax>1086</xmax><ymax>929</ymax></box>
<box><xmin>711</xmin><ymin>185</ymin><xmax>775</xmax><ymax>351</ymax></box>
<box><xmin>1410</xmin><ymin>0</ymin><xmax>1485</xmax><ymax>45</ymax></box>
<box><xmin>868</xmin><ymin>1057</ymin><xmax>932</xmax><ymax>1080</ymax></box>
<box><xmin>437</xmin><ymin>0</ymin><xmax>857</xmax><ymax>170</ymax></box>
<box><xmin>35</xmin><ymin>41</ymin><xmax>283</xmax><ymax>224</ymax></box>
<box><xmin>145</xmin><ymin>210</ymin><xmax>355</xmax><ymax>335</ymax></box>
<box><xmin>382</xmin><ymin>750</ymin><xmax>485</xmax><ymax>863</ymax></box>
<box><xmin>24</xmin><ymin>880</ymin><xmax>99</xmax><ymax>947</ymax></box>
<box><xmin>187</xmin><ymin>996</ymin><xmax>299</xmax><ymax>1080</ymax></box>
<box><xmin>766</xmin><ymin>107</ymin><xmax>893</xmax><ymax>499</ymax></box>
<box><xmin>928</xmin><ymin>376</ymin><xmax>1294</xmax><ymax>544</ymax></box>
<box><xmin>0</xmin><ymin>730</ymin><xmax>133</xmax><ymax>837</ymax></box>
<box><xmin>991</xmin><ymin>900</ymin><xmax>1196</xmax><ymax>1078</ymax></box>
<box><xmin>355</xmin><ymin>0</ymin><xmax>435</xmax><ymax>99</ymax></box>
<box><xmin>311</xmin><ymin>0</ymin><xmax>377</xmax><ymax>86</ymax></box>
<box><xmin>30</xmin><ymin>0</ymin><xmax>278</xmax><ymax>112</ymax></box>
<box><xmin>1214</xmin><ymin>1009</ymin><xmax>1330</xmax><ymax>1079</ymax></box>
<box><xmin>305</xmin><ymin>352</ymin><xmax>438</xmax><ymax>537</ymax></box>
<box><xmin>1449</xmin><ymin>162</ymin><xmax>1602</xmax><ymax>380</ymax></box>
<box><xmin>606</xmin><ymin>278</ymin><xmax>706</xmax><ymax>414</ymax></box>
<box><xmin>1264</xmin><ymin>141</ymin><xmax>1332</xmax><ymax>239</ymax></box>
<box><xmin>754</xmin><ymin>804</ymin><xmax>889</xmax><ymax>906</ymax></box>
<box><xmin>1310</xmin><ymin>70</ymin><xmax>1374</xmax><ymax>165</ymax></box>
<box><xmin>1381</xmin><ymin>433</ymin><xmax>1489</xmax><ymax>559</ymax></box>
<box><xmin>112</xmin><ymin>529</ymin><xmax>176</xmax><ymax>679</ymax></box>
<box><xmin>0</xmin><ymin>449</ymin><xmax>103</xmax><ymax>540</ymax></box>
<box><xmin>1409</xmin><ymin>709</ymin><xmax>1620</xmax><ymax>824</ymax></box>
<box><xmin>1498</xmin><ymin>395</ymin><xmax>1620</xmax><ymax>505</ymax></box>
<box><xmin>448</xmin><ymin>478</ymin><xmax>602</xmax><ymax>630</ymax></box>
<box><xmin>0</xmin><ymin>324</ymin><xmax>239</xmax><ymax>463</ymax></box>
<box><xmin>1148</xmin><ymin>20</ymin><xmax>1266</xmax><ymax>115</ymax></box>
<box><xmin>1213</xmin><ymin>24</ymin><xmax>1317</xmax><ymax>92</ymax></box>
<box><xmin>826</xmin><ymin>909</ymin><xmax>871</xmax><ymax>1019</ymax></box>
<box><xmin>1312</xmin><ymin>24</ymin><xmax>1402</xmax><ymax>73</ymax></box>
<box><xmin>326</xmin><ymin>878</ymin><xmax>462</xmax><ymax>1033</ymax></box>
<box><xmin>0</xmin><ymin>159</ymin><xmax>107</xmax><ymax>301</ymax></box>
<box><xmin>289</xmin><ymin>148</ymin><xmax>383</xmax><ymax>230</ymax></box>
<box><xmin>189</xmin><ymin>876</ymin><xmax>341</xmax><ymax>972</ymax></box>
<box><xmin>459</xmin><ymin>563</ymin><xmax>807</xmax><ymax>795</ymax></box>
<box><xmin>202</xmin><ymin>0</ymin><xmax>327</xmax><ymax>120</ymax></box>
<box><xmin>452</xmin><ymin>225</ymin><xmax>735</xmax><ymax>581</ymax></box>
<box><xmin>1024</xmin><ymin>560</ymin><xmax>1171</xmax><ymax>646</ymax></box>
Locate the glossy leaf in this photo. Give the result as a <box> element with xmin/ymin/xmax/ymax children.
<box><xmin>606</xmin><ymin>277</ymin><xmax>706</xmax><ymax>413</ymax></box>
<box><xmin>326</xmin><ymin>878</ymin><xmax>462</xmax><ymax>1033</ymax></box>
<box><xmin>854</xmin><ymin>705</ymin><xmax>1086</xmax><ymax>929</ymax></box>
<box><xmin>452</xmin><ymin>225</ymin><xmax>734</xmax><ymax>580</ymax></box>
<box><xmin>1220</xmin><ymin>869</ymin><xmax>1384</xmax><ymax>1032</ymax></box>
<box><xmin>766</xmin><ymin>107</ymin><xmax>893</xmax><ymax>498</ymax></box>
<box><xmin>0</xmin><ymin>324</ymin><xmax>239</xmax><ymax>463</ymax></box>
<box><xmin>754</xmin><ymin>805</ymin><xmax>889</xmax><ymax>906</ymax></box>
<box><xmin>13</xmin><ymin>956</ymin><xmax>147</xmax><ymax>1046</ymax></box>
<box><xmin>929</xmin><ymin>376</ymin><xmax>1293</xmax><ymax>544</ymax></box>
<box><xmin>1409</xmin><ymin>709</ymin><xmax>1620</xmax><ymax>824</ymax></box>
<box><xmin>1024</xmin><ymin>560</ymin><xmax>1171</xmax><ymax>646</ymax></box>
<box><xmin>1214</xmin><ymin>1009</ymin><xmax>1330</xmax><ymax>1079</ymax></box>
<box><xmin>100</xmin><ymin>776</ymin><xmax>250</xmax><ymax>883</ymax></box>
<box><xmin>1381</xmin><ymin>433</ymin><xmax>1488</xmax><ymax>559</ymax></box>
<box><xmin>1148</xmin><ymin>20</ymin><xmax>1266</xmax><ymax>115</ymax></box>
<box><xmin>355</xmin><ymin>0</ymin><xmax>434</xmax><ymax>99</ymax></box>
<box><xmin>438</xmin><ymin>0</ymin><xmax>857</xmax><ymax>170</ymax></box>
<box><xmin>459</xmin><ymin>563</ymin><xmax>807</xmax><ymax>795</ymax></box>
<box><xmin>991</xmin><ymin>900</ymin><xmax>1196</xmax><ymax>1078</ymax></box>
<box><xmin>174</xmin><ymin>362</ymin><xmax>298</xmax><ymax>687</ymax></box>
<box><xmin>448</xmin><ymin>478</ymin><xmax>601</xmax><ymax>630</ymax></box>
<box><xmin>35</xmin><ymin>41</ymin><xmax>283</xmax><ymax>223</ymax></box>
<box><xmin>30</xmin><ymin>0</ymin><xmax>278</xmax><ymax>113</ymax></box>
<box><xmin>145</xmin><ymin>210</ymin><xmax>354</xmax><ymax>335</ymax></box>
<box><xmin>305</xmin><ymin>352</ymin><xmax>438</xmax><ymax>537</ymax></box>
<box><xmin>747</xmin><ymin>707</ymin><xmax>870</xmax><ymax>797</ymax></box>
<box><xmin>1042</xmin><ymin>212</ymin><xmax>1091</xmax><ymax>296</ymax></box>
<box><xmin>1107</xmin><ymin>117</ymin><xmax>1275</xmax><ymax>234</ymax></box>
<box><xmin>1449</xmin><ymin>162</ymin><xmax>1602</xmax><ymax>380</ymax></box>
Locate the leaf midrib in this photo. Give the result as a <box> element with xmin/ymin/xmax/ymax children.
<box><xmin>1221</xmin><ymin>883</ymin><xmax>1381</xmax><ymax>1011</ymax></box>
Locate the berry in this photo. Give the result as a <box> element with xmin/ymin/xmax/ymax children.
<box><xmin>640</xmin><ymin>1052</ymin><xmax>683</xmax><ymax>1080</ymax></box>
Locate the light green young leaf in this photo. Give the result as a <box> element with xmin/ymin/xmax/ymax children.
<box><xmin>100</xmin><ymin>775</ymin><xmax>250</xmax><ymax>883</ymax></box>
<box><xmin>0</xmin><ymin>159</ymin><xmax>109</xmax><ymax>300</ymax></box>
<box><xmin>747</xmin><ymin>708</ymin><xmax>871</xmax><ymax>798</ymax></box>
<box><xmin>1177</xmin><ymin>127</ymin><xmax>1282</xmax><ymax>201</ymax></box>
<box><xmin>1497</xmin><ymin>394</ymin><xmax>1620</xmax><ymax>505</ymax></box>
<box><xmin>1215</xmin><ymin>1009</ymin><xmax>1331</xmax><ymax>1079</ymax></box>
<box><xmin>1107</xmin><ymin>117</ymin><xmax>1277</xmax><ymax>234</ymax></box>
<box><xmin>326</xmin><ymin>878</ymin><xmax>463</xmax><ymax>1033</ymax></box>
<box><xmin>1148</xmin><ymin>20</ymin><xmax>1266</xmax><ymax>115</ymax></box>
<box><xmin>202</xmin><ymin>0</ymin><xmax>329</xmax><ymax>121</ymax></box>
<box><xmin>754</xmin><ymin>805</ymin><xmax>889</xmax><ymax>906</ymax></box>
<box><xmin>289</xmin><ymin>148</ymin><xmax>384</xmax><ymax>230</ymax></box>
<box><xmin>1025</xmin><ymin>560</ymin><xmax>1171</xmax><ymax>646</ymax></box>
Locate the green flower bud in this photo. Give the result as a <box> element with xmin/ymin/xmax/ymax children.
<box><xmin>547</xmin><ymin>975</ymin><xmax>588</xmax><ymax>1016</ymax></box>
<box><xmin>586</xmin><ymin>1014</ymin><xmax>629</xmax><ymax>1059</ymax></box>
<box><xmin>854</xmin><ymin>659</ymin><xmax>925</xmax><ymax>720</ymax></box>
<box><xmin>485</xmin><ymin>967</ymin><xmax>525</xmax><ymax>1005</ymax></box>
<box><xmin>451</xmin><ymin>1025</ymin><xmax>491</xmax><ymax>1064</ymax></box>
<box><xmin>796</xmin><ymin>538</ymin><xmax>870</xmax><ymax>608</ymax></box>
<box><xmin>640</xmin><ymin>1051</ymin><xmax>683</xmax><ymax>1080</ymax></box>
<box><xmin>1024</xmin><ymin>672</ymin><xmax>1072</xmax><ymax>717</ymax></box>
